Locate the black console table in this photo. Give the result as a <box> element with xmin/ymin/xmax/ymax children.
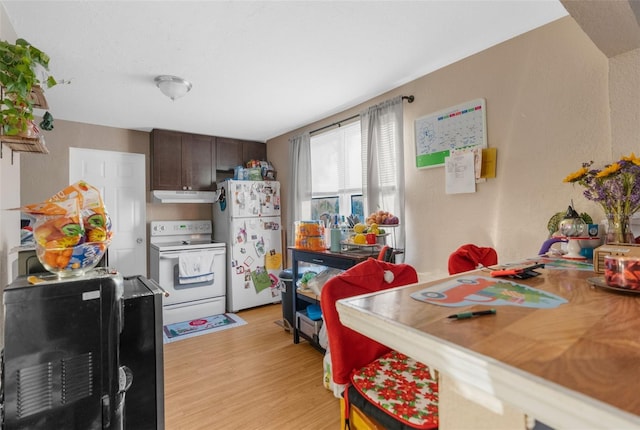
<box><xmin>288</xmin><ymin>247</ymin><xmax>376</xmax><ymax>348</ymax></box>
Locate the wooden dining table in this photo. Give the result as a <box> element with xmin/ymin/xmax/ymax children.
<box><xmin>336</xmin><ymin>260</ymin><xmax>640</xmax><ymax>429</ymax></box>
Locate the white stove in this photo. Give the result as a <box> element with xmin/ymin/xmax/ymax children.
<box><xmin>149</xmin><ymin>220</ymin><xmax>227</xmax><ymax>326</ymax></box>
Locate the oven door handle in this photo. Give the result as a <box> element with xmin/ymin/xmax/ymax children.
<box><xmin>159</xmin><ymin>249</ymin><xmax>224</xmax><ymax>259</ymax></box>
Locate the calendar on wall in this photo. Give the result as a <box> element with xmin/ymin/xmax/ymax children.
<box><xmin>414</xmin><ymin>98</ymin><xmax>487</xmax><ymax>169</ymax></box>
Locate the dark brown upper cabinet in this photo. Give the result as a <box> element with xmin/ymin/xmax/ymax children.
<box><xmin>216</xmin><ymin>137</ymin><xmax>243</xmax><ymax>172</ymax></box>
<box><xmin>216</xmin><ymin>137</ymin><xmax>266</xmax><ymax>172</ymax></box>
<box><xmin>151</xmin><ymin>129</ymin><xmax>216</xmax><ymax>191</ymax></box>
<box><xmin>242</xmin><ymin>140</ymin><xmax>267</xmax><ymax>165</ymax></box>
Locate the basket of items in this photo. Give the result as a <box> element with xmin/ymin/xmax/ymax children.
<box><xmin>341</xmin><ymin>211</ymin><xmax>399</xmax><ymax>249</ymax></box>
<box><xmin>20</xmin><ymin>181</ymin><xmax>112</xmax><ymax>278</ymax></box>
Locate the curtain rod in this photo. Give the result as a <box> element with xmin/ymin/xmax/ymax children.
<box><xmin>309</xmin><ymin>95</ymin><xmax>414</xmax><ymax>135</ymax></box>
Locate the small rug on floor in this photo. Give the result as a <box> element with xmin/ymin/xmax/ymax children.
<box><xmin>163</xmin><ymin>313</ymin><xmax>247</xmax><ymax>343</ymax></box>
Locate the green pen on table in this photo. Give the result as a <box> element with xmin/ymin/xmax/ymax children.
<box><xmin>447</xmin><ymin>309</ymin><xmax>497</xmax><ymax>320</ymax></box>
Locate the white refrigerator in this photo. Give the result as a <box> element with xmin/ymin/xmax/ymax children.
<box><xmin>213</xmin><ymin>180</ymin><xmax>283</xmax><ymax>312</ymax></box>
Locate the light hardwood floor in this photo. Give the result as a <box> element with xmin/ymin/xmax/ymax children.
<box><xmin>163</xmin><ymin>304</ymin><xmax>341</xmax><ymax>429</ymax></box>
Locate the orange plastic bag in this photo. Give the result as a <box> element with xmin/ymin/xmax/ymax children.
<box><xmin>20</xmin><ymin>181</ymin><xmax>112</xmax><ymax>275</ymax></box>
<box><xmin>48</xmin><ymin>181</ymin><xmax>112</xmax><ymax>244</ymax></box>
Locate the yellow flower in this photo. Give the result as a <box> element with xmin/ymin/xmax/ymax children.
<box><xmin>565</xmin><ymin>153</ymin><xmax>640</xmax><ymax>236</ymax></box>
<box><xmin>563</xmin><ymin>167</ymin><xmax>588</xmax><ymax>183</ymax></box>
<box><xmin>596</xmin><ymin>162</ymin><xmax>621</xmax><ymax>178</ymax></box>
<box><xmin>623</xmin><ymin>152</ymin><xmax>640</xmax><ymax>166</ymax></box>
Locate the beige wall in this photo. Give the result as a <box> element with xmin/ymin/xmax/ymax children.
<box><xmin>19</xmin><ymin>119</ymin><xmax>212</xmax><ymax>227</ymax></box>
<box><xmin>560</xmin><ymin>0</ymin><xmax>640</xmax><ymax>158</ymax></box>
<box><xmin>610</xmin><ymin>48</ymin><xmax>640</xmax><ymax>156</ymax></box>
<box><xmin>20</xmin><ymin>120</ymin><xmax>149</xmax><ymax>202</ymax></box>
<box><xmin>268</xmin><ymin>16</ymin><xmax>612</xmax><ymax>278</ymax></box>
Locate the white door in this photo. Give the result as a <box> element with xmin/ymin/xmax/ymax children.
<box><xmin>227</xmin><ymin>216</ymin><xmax>282</xmax><ymax>312</ymax></box>
<box><xmin>69</xmin><ymin>148</ymin><xmax>146</xmax><ymax>277</ymax></box>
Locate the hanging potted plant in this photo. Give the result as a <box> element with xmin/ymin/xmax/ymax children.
<box><xmin>0</xmin><ymin>38</ymin><xmax>57</xmax><ymax>138</ymax></box>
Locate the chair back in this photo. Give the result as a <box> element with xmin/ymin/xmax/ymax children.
<box><xmin>320</xmin><ymin>258</ymin><xmax>418</xmax><ymax>385</ymax></box>
<box><xmin>448</xmin><ymin>243</ymin><xmax>497</xmax><ymax>275</ymax></box>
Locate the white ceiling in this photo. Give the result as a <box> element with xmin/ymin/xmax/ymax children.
<box><xmin>2</xmin><ymin>1</ymin><xmax>568</xmax><ymax>142</ymax></box>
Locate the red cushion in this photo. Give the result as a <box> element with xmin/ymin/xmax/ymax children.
<box><xmin>350</xmin><ymin>350</ymin><xmax>439</xmax><ymax>429</ymax></box>
<box><xmin>320</xmin><ymin>258</ymin><xmax>418</xmax><ymax>385</ymax></box>
<box><xmin>448</xmin><ymin>244</ymin><xmax>497</xmax><ymax>275</ymax></box>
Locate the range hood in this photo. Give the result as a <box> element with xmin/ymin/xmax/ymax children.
<box><xmin>151</xmin><ymin>190</ymin><xmax>220</xmax><ymax>204</ymax></box>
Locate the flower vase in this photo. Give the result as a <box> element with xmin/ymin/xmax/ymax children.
<box><xmin>605</xmin><ymin>213</ymin><xmax>635</xmax><ymax>244</ymax></box>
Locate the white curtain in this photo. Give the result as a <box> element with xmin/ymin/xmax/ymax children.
<box><xmin>287</xmin><ymin>132</ymin><xmax>311</xmax><ymax>246</ymax></box>
<box><xmin>360</xmin><ymin>95</ymin><xmax>406</xmax><ymax>255</ymax></box>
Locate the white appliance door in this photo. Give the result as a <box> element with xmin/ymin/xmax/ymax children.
<box><xmin>69</xmin><ymin>148</ymin><xmax>146</xmax><ymax>277</ymax></box>
<box><xmin>227</xmin><ymin>216</ymin><xmax>283</xmax><ymax>312</ymax></box>
<box><xmin>258</xmin><ymin>181</ymin><xmax>280</xmax><ymax>217</ymax></box>
<box><xmin>227</xmin><ymin>180</ymin><xmax>280</xmax><ymax>218</ymax></box>
<box><xmin>157</xmin><ymin>248</ymin><xmax>226</xmax><ymax>306</ymax></box>
<box><xmin>212</xmin><ymin>183</ymin><xmax>230</xmax><ymax>244</ymax></box>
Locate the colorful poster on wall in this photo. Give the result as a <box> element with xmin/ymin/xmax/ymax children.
<box><xmin>414</xmin><ymin>98</ymin><xmax>487</xmax><ymax>169</ymax></box>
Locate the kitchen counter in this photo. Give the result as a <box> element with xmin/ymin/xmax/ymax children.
<box><xmin>336</xmin><ymin>263</ymin><xmax>640</xmax><ymax>429</ymax></box>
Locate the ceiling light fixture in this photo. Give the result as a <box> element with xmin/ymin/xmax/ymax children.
<box><xmin>154</xmin><ymin>75</ymin><xmax>192</xmax><ymax>101</ymax></box>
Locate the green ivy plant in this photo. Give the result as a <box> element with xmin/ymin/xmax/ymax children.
<box><xmin>0</xmin><ymin>38</ymin><xmax>57</xmax><ymax>136</ymax></box>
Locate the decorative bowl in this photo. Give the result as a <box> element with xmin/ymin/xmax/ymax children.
<box><xmin>36</xmin><ymin>241</ymin><xmax>109</xmax><ymax>278</ymax></box>
<box><xmin>603</xmin><ymin>255</ymin><xmax>640</xmax><ymax>290</ymax></box>
<box><xmin>559</xmin><ymin>217</ymin><xmax>587</xmax><ymax>237</ymax></box>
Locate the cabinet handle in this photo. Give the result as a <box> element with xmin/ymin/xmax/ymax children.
<box><xmin>311</xmin><ymin>259</ymin><xmax>325</xmax><ymax>264</ymax></box>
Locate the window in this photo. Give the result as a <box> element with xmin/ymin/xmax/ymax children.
<box><xmin>309</xmin><ymin>121</ymin><xmax>362</xmax><ymax>222</ymax></box>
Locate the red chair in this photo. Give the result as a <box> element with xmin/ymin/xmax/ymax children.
<box><xmin>321</xmin><ymin>258</ymin><xmax>439</xmax><ymax>429</ymax></box>
<box><xmin>448</xmin><ymin>244</ymin><xmax>497</xmax><ymax>275</ymax></box>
